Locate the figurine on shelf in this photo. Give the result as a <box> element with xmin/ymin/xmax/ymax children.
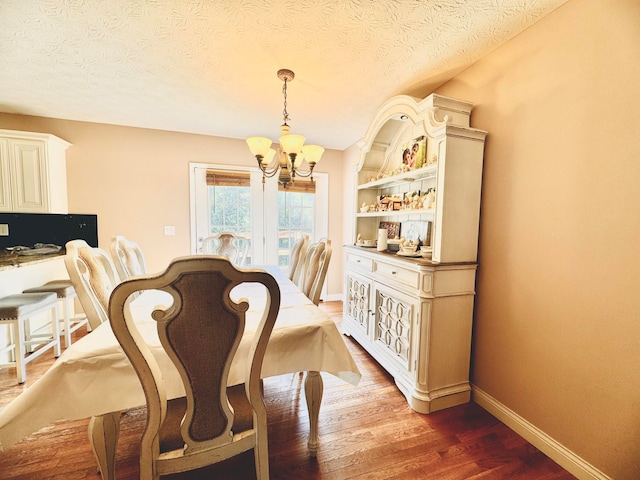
<box><xmin>418</xmin><ymin>191</ymin><xmax>428</xmax><ymax>209</ymax></box>
<box><xmin>425</xmin><ymin>188</ymin><xmax>436</xmax><ymax>209</ymax></box>
<box><xmin>360</xmin><ymin>202</ymin><xmax>369</xmax><ymax>213</ymax></box>
<box><xmin>398</xmin><ymin>237</ymin><xmax>418</xmax><ymax>254</ymax></box>
<box><xmin>356</xmin><ymin>233</ymin><xmax>362</xmax><ymax>245</ymax></box>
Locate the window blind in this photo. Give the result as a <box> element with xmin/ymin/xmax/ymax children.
<box><xmin>206</xmin><ymin>170</ymin><xmax>251</xmax><ymax>187</ymax></box>
<box><xmin>278</xmin><ymin>180</ymin><xmax>316</xmax><ymax>194</ymax></box>
<box><xmin>206</xmin><ymin>169</ymin><xmax>315</xmax><ymax>193</ymax></box>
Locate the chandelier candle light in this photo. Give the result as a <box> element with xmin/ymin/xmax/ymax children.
<box><xmin>246</xmin><ymin>69</ymin><xmax>324</xmax><ymax>187</ymax></box>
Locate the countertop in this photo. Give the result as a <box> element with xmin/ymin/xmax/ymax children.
<box><xmin>0</xmin><ymin>250</ymin><xmax>65</xmax><ymax>271</ymax></box>
<box><xmin>344</xmin><ymin>244</ymin><xmax>477</xmax><ymax>266</ymax></box>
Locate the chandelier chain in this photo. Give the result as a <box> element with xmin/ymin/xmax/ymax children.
<box><xmin>282</xmin><ymin>77</ymin><xmax>290</xmax><ymax>125</ymax></box>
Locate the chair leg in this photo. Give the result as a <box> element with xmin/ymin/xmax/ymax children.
<box><xmin>61</xmin><ymin>296</ymin><xmax>72</xmax><ymax>348</ymax></box>
<box><xmin>24</xmin><ymin>318</ymin><xmax>34</xmax><ymax>353</ymax></box>
<box><xmin>14</xmin><ymin>320</ymin><xmax>26</xmax><ymax>384</ymax></box>
<box><xmin>52</xmin><ymin>303</ymin><xmax>61</xmax><ymax>357</ymax></box>
<box><xmin>6</xmin><ymin>323</ymin><xmax>16</xmax><ymax>363</ymax></box>
<box><xmin>254</xmin><ymin>422</ymin><xmax>270</xmax><ymax>480</ymax></box>
<box><xmin>89</xmin><ymin>411</ymin><xmax>122</xmax><ymax>480</ymax></box>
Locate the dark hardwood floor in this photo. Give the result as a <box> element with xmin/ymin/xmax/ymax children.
<box><xmin>0</xmin><ymin>301</ymin><xmax>576</xmax><ymax>479</ymax></box>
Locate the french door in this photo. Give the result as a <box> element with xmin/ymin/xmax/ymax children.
<box><xmin>189</xmin><ymin>163</ymin><xmax>328</xmax><ymax>269</ymax></box>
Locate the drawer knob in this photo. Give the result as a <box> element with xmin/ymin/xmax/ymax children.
<box><xmin>391</xmin><ymin>271</ymin><xmax>397</xmax><ymax>275</ymax></box>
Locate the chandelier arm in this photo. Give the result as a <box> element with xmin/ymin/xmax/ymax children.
<box><xmin>260</xmin><ymin>167</ymin><xmax>281</xmax><ymax>179</ymax></box>
<box><xmin>255</xmin><ymin>154</ymin><xmax>281</xmax><ymax>175</ymax></box>
<box><xmin>292</xmin><ymin>168</ymin><xmax>313</xmax><ymax>178</ymax></box>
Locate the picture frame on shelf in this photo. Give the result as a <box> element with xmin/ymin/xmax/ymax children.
<box><xmin>379</xmin><ymin>221</ymin><xmax>400</xmax><ymax>239</ymax></box>
<box><xmin>402</xmin><ymin>135</ymin><xmax>426</xmax><ymax>169</ymax></box>
<box><xmin>401</xmin><ymin>220</ymin><xmax>432</xmax><ymax>246</ymax></box>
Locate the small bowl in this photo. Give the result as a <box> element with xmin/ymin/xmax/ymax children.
<box><xmin>363</xmin><ymin>240</ymin><xmax>376</xmax><ymax>247</ymax></box>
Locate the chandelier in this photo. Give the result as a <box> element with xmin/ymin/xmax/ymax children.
<box><xmin>246</xmin><ymin>69</ymin><xmax>324</xmax><ymax>187</ymax></box>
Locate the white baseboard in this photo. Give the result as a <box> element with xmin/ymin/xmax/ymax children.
<box><xmin>472</xmin><ymin>385</ymin><xmax>611</xmax><ymax>480</ymax></box>
<box><xmin>322</xmin><ymin>293</ymin><xmax>343</xmax><ymax>302</ymax></box>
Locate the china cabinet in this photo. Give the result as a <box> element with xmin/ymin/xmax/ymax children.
<box><xmin>343</xmin><ymin>94</ymin><xmax>486</xmax><ymax>413</ymax></box>
<box><xmin>0</xmin><ymin>129</ymin><xmax>71</xmax><ymax>213</ymax></box>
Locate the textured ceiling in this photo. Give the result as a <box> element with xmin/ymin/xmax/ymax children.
<box><xmin>0</xmin><ymin>0</ymin><xmax>566</xmax><ymax>150</ymax></box>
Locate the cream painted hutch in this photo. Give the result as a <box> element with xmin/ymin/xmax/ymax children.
<box><xmin>343</xmin><ymin>94</ymin><xmax>487</xmax><ymax>413</ymax></box>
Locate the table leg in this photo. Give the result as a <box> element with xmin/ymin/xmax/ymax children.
<box><xmin>88</xmin><ymin>411</ymin><xmax>122</xmax><ymax>480</ymax></box>
<box><xmin>304</xmin><ymin>371</ymin><xmax>323</xmax><ymax>456</ymax></box>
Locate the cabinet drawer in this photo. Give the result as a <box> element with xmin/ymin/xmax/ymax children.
<box><xmin>375</xmin><ymin>261</ymin><xmax>419</xmax><ymax>289</ymax></box>
<box><xmin>346</xmin><ymin>252</ymin><xmax>374</xmax><ymax>271</ymax></box>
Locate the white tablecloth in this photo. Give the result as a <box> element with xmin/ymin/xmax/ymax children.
<box><xmin>0</xmin><ymin>266</ymin><xmax>360</xmax><ymax>450</ymax></box>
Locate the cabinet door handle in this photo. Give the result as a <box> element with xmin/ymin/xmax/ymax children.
<box><xmin>391</xmin><ymin>271</ymin><xmax>397</xmax><ymax>275</ymax></box>
<box><xmin>356</xmin><ymin>259</ymin><xmax>361</xmax><ymax>263</ymax></box>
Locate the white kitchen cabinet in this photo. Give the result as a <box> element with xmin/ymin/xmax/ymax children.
<box><xmin>0</xmin><ymin>129</ymin><xmax>71</xmax><ymax>213</ymax></box>
<box><xmin>343</xmin><ymin>94</ymin><xmax>486</xmax><ymax>413</ymax></box>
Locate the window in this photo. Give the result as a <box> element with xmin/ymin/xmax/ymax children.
<box><xmin>278</xmin><ymin>182</ymin><xmax>315</xmax><ymax>267</ymax></box>
<box><xmin>204</xmin><ymin>170</ymin><xmax>252</xmax><ymax>265</ymax></box>
<box><xmin>190</xmin><ymin>163</ymin><xmax>328</xmax><ymax>272</ymax></box>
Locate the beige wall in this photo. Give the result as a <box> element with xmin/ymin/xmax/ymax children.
<box><xmin>431</xmin><ymin>0</ymin><xmax>639</xmax><ymax>478</ymax></box>
<box><xmin>0</xmin><ymin>114</ymin><xmax>345</xmax><ymax>297</ymax></box>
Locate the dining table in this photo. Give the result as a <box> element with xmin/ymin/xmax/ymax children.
<box><xmin>0</xmin><ymin>266</ymin><xmax>361</xmax><ymax>479</ymax></box>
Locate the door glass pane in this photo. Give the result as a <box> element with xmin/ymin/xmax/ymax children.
<box><xmin>208</xmin><ymin>184</ymin><xmax>252</xmax><ymax>265</ymax></box>
<box><xmin>278</xmin><ymin>190</ymin><xmax>315</xmax><ymax>269</ymax></box>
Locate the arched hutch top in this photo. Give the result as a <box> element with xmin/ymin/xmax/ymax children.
<box><xmin>352</xmin><ymin>93</ymin><xmax>486</xmax><ymax>264</ymax></box>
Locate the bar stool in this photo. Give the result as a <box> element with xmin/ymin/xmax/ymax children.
<box><xmin>0</xmin><ymin>292</ymin><xmax>61</xmax><ymax>383</ymax></box>
<box><xmin>23</xmin><ymin>280</ymin><xmax>89</xmax><ymax>348</ymax></box>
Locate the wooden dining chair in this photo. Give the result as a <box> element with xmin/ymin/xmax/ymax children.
<box><xmin>108</xmin><ymin>256</ymin><xmax>280</xmax><ymax>480</ymax></box>
<box><xmin>288</xmin><ymin>234</ymin><xmax>309</xmax><ymax>285</ymax></box>
<box><xmin>201</xmin><ymin>232</ymin><xmax>249</xmax><ymax>266</ymax></box>
<box><xmin>298</xmin><ymin>238</ymin><xmax>332</xmax><ymax>305</ymax></box>
<box><xmin>64</xmin><ymin>239</ymin><xmax>121</xmax><ymax>330</ymax></box>
<box><xmin>110</xmin><ymin>235</ymin><xmax>147</xmax><ymax>280</ymax></box>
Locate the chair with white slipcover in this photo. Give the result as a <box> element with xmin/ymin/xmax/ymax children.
<box><xmin>288</xmin><ymin>234</ymin><xmax>309</xmax><ymax>285</ymax></box>
<box><xmin>297</xmin><ymin>237</ymin><xmax>332</xmax><ymax>306</ymax></box>
<box><xmin>110</xmin><ymin>235</ymin><xmax>147</xmax><ymax>281</ymax></box>
<box><xmin>64</xmin><ymin>239</ymin><xmax>121</xmax><ymax>331</ymax></box>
